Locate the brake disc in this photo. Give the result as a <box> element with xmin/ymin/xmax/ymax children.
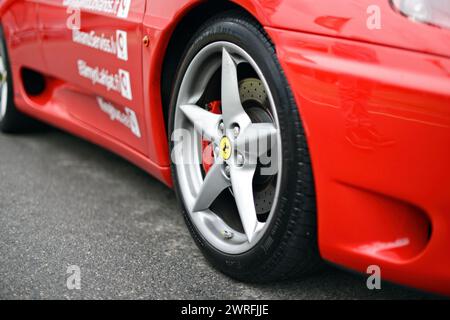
<box><xmin>239</xmin><ymin>78</ymin><xmax>276</xmax><ymax>216</ymax></box>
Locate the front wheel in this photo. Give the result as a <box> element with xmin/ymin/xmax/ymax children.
<box><xmin>0</xmin><ymin>26</ymin><xmax>37</xmax><ymax>133</ymax></box>
<box><xmin>169</xmin><ymin>12</ymin><xmax>321</xmax><ymax>282</ymax></box>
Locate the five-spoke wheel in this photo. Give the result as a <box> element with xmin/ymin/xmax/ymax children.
<box><xmin>0</xmin><ymin>47</ymin><xmax>8</xmax><ymax>121</ymax></box>
<box><xmin>173</xmin><ymin>42</ymin><xmax>281</xmax><ymax>253</ymax></box>
<box><xmin>169</xmin><ymin>12</ymin><xmax>320</xmax><ymax>282</ymax></box>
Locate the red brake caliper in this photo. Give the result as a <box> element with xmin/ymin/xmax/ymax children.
<box><xmin>202</xmin><ymin>101</ymin><xmax>222</xmax><ymax>174</ymax></box>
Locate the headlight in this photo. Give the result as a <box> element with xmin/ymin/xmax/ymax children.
<box><xmin>391</xmin><ymin>0</ymin><xmax>450</xmax><ymax>30</ymax></box>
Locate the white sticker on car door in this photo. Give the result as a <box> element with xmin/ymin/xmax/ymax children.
<box><xmin>116</xmin><ymin>30</ymin><xmax>128</xmax><ymax>61</ymax></box>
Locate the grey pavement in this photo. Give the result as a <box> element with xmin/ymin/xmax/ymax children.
<box><xmin>0</xmin><ymin>128</ymin><xmax>438</xmax><ymax>299</ymax></box>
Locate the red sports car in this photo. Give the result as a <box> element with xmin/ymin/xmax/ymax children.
<box><xmin>0</xmin><ymin>0</ymin><xmax>449</xmax><ymax>296</ymax></box>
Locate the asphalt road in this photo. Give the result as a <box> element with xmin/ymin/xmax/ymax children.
<box><xmin>0</xmin><ymin>127</ymin><xmax>438</xmax><ymax>300</ymax></box>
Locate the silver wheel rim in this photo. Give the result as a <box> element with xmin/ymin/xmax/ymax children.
<box><xmin>173</xmin><ymin>42</ymin><xmax>282</xmax><ymax>254</ymax></box>
<box><xmin>0</xmin><ymin>56</ymin><xmax>8</xmax><ymax>121</ymax></box>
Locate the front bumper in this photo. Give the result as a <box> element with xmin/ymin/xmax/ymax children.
<box><xmin>267</xmin><ymin>27</ymin><xmax>450</xmax><ymax>296</ymax></box>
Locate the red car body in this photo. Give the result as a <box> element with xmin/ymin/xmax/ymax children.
<box><xmin>0</xmin><ymin>0</ymin><xmax>449</xmax><ymax>296</ymax></box>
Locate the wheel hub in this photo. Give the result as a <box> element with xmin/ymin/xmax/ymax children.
<box><xmin>219</xmin><ymin>136</ymin><xmax>232</xmax><ymax>160</ymax></box>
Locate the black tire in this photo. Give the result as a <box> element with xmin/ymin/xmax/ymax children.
<box><xmin>0</xmin><ymin>26</ymin><xmax>35</xmax><ymax>133</ymax></box>
<box><xmin>168</xmin><ymin>11</ymin><xmax>321</xmax><ymax>282</ymax></box>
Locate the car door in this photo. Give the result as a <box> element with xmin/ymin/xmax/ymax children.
<box><xmin>37</xmin><ymin>0</ymin><xmax>148</xmax><ymax>155</ymax></box>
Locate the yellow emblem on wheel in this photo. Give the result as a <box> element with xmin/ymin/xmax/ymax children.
<box><xmin>219</xmin><ymin>136</ymin><xmax>232</xmax><ymax>160</ymax></box>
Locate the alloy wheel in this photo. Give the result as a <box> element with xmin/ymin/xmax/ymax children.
<box><xmin>0</xmin><ymin>55</ymin><xmax>8</xmax><ymax>121</ymax></box>
<box><xmin>173</xmin><ymin>42</ymin><xmax>282</xmax><ymax>254</ymax></box>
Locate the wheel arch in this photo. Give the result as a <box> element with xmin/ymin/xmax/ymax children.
<box><xmin>159</xmin><ymin>0</ymin><xmax>271</xmax><ymax>128</ymax></box>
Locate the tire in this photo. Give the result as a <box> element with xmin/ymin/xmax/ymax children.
<box><xmin>168</xmin><ymin>11</ymin><xmax>321</xmax><ymax>282</ymax></box>
<box><xmin>0</xmin><ymin>26</ymin><xmax>35</xmax><ymax>133</ymax></box>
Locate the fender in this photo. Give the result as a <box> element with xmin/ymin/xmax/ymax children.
<box><xmin>140</xmin><ymin>0</ymin><xmax>273</xmax><ymax>168</ymax></box>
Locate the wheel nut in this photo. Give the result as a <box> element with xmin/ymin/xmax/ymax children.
<box><xmin>219</xmin><ymin>121</ymin><xmax>225</xmax><ymax>134</ymax></box>
<box><xmin>233</xmin><ymin>125</ymin><xmax>240</xmax><ymax>138</ymax></box>
<box><xmin>224</xmin><ymin>165</ymin><xmax>231</xmax><ymax>176</ymax></box>
<box><xmin>236</xmin><ymin>153</ymin><xmax>244</xmax><ymax>166</ymax></box>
